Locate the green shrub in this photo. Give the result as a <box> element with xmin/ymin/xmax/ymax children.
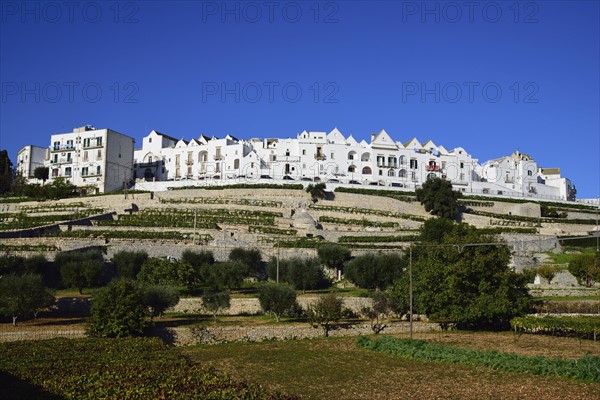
<box><xmin>141</xmin><ymin>285</ymin><xmax>180</xmax><ymax>317</ymax></box>
<box><xmin>88</xmin><ymin>279</ymin><xmax>149</xmax><ymax>338</ymax></box>
<box><xmin>257</xmin><ymin>284</ymin><xmax>298</xmax><ymax>322</ymax></box>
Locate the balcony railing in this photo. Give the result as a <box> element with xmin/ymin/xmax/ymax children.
<box><xmin>426</xmin><ymin>165</ymin><xmax>441</xmax><ymax>172</ymax></box>
<box><xmin>186</xmin><ymin>159</ymin><xmax>194</xmax><ymax>165</ymax></box>
<box><xmin>314</xmin><ymin>154</ymin><xmax>326</xmax><ymax>161</ymax></box>
<box><xmin>213</xmin><ymin>154</ymin><xmax>222</xmax><ymax>160</ymax></box>
<box><xmin>50</xmin><ymin>145</ymin><xmax>75</xmax><ymax>152</ymax></box>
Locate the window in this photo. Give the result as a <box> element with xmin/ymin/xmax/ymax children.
<box><xmin>330</xmin><ymin>153</ymin><xmax>334</xmax><ymax>160</ymax></box>
<box><xmin>65</xmin><ymin>167</ymin><xmax>72</xmax><ymax>176</ymax></box>
<box><xmin>53</xmin><ymin>154</ymin><xmax>58</xmax><ymax>163</ymax></box>
<box><xmin>411</xmin><ymin>171</ymin><xmax>417</xmax><ymax>181</ymax></box>
<box><xmin>399</xmin><ymin>169</ymin><xmax>407</xmax><ymax>178</ymax></box>
<box><xmin>302</xmin><ymin>149</ymin><xmax>306</xmax><ymax>155</ymax></box>
<box><xmin>83</xmin><ymin>151</ymin><xmax>88</xmax><ymax>161</ymax></box>
<box><xmin>66</xmin><ymin>140</ymin><xmax>73</xmax><ymax>149</ymax></box>
<box><xmin>379</xmin><ymin>170</ymin><xmax>383</xmax><ymax>176</ymax></box>
<box><xmin>399</xmin><ymin>155</ymin><xmax>406</xmax><ymax>164</ymax></box>
<box><xmin>53</xmin><ymin>141</ymin><xmax>60</xmax><ymax>150</ymax></box>
<box><xmin>96</xmin><ymin>137</ymin><xmax>102</xmax><ymax>146</ymax></box>
<box><xmin>66</xmin><ymin>153</ymin><xmax>72</xmax><ymax>162</ymax></box>
<box><xmin>52</xmin><ymin>168</ymin><xmax>59</xmax><ymax>177</ymax></box>
<box><xmin>527</xmin><ymin>170</ymin><xmax>532</xmax><ymax>176</ymax></box>
<box><xmin>286</xmin><ymin>150</ymin><xmax>290</xmax><ymax>156</ymax></box>
<box><xmin>83</xmin><ymin>138</ymin><xmax>90</xmax><ymax>148</ymax></box>
<box><xmin>97</xmin><ymin>150</ymin><xmax>102</xmax><ymax>160</ymax></box>
<box><xmin>149</xmin><ymin>138</ymin><xmax>152</xmax><ymax>143</ymax></box>
<box><xmin>410</xmin><ymin>159</ymin><xmax>418</xmax><ymax>169</ymax></box>
<box><xmin>460</xmin><ymin>162</ymin><xmax>464</xmax><ymax>169</ymax></box>
<box><xmin>96</xmin><ymin>166</ymin><xmax>101</xmax><ymax>175</ymax></box>
<box><xmin>82</xmin><ymin>167</ymin><xmax>88</xmax><ymax>176</ymax></box>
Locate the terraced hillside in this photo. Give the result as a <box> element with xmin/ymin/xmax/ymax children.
<box><xmin>0</xmin><ymin>186</ymin><xmax>597</xmax><ymax>261</ymax></box>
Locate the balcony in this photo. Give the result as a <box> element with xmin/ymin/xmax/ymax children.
<box><xmin>314</xmin><ymin>154</ymin><xmax>326</xmax><ymax>161</ymax></box>
<box><xmin>426</xmin><ymin>165</ymin><xmax>441</xmax><ymax>172</ymax></box>
<box><xmin>186</xmin><ymin>159</ymin><xmax>194</xmax><ymax>165</ymax></box>
<box><xmin>213</xmin><ymin>154</ymin><xmax>222</xmax><ymax>161</ymax></box>
<box><xmin>50</xmin><ymin>145</ymin><xmax>75</xmax><ymax>152</ymax></box>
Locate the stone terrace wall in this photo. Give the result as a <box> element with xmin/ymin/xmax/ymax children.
<box><xmin>155</xmin><ymin>321</ymin><xmax>440</xmax><ymax>346</ymax></box>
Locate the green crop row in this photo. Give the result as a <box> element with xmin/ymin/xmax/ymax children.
<box><xmin>310</xmin><ymin>204</ymin><xmax>426</xmax><ymax>222</ymax></box>
<box><xmin>47</xmin><ymin>229</ymin><xmax>213</xmax><ymax>242</ymax></box>
<box><xmin>0</xmin><ymin>337</ymin><xmax>295</xmax><ymax>399</ymax></box>
<box><xmin>161</xmin><ymin>197</ymin><xmax>283</xmax><ymax>208</ymax></box>
<box><xmin>249</xmin><ymin>225</ymin><xmax>297</xmax><ymax>236</ymax></box>
<box><xmin>357</xmin><ymin>336</ymin><xmax>600</xmax><ymax>383</ymax></box>
<box><xmin>319</xmin><ymin>216</ymin><xmax>399</xmax><ymax>228</ymax></box>
<box><xmin>338</xmin><ymin>235</ymin><xmax>419</xmax><ymax>243</ymax></box>
<box><xmin>335</xmin><ymin>187</ymin><xmax>417</xmax><ymax>203</ymax></box>
<box><xmin>461</xmin><ymin>194</ymin><xmax>598</xmax><ymax>211</ymax></box>
<box><xmin>203</xmin><ymin>183</ymin><xmax>304</xmax><ymax>191</ymax></box>
<box><xmin>458</xmin><ymin>200</ymin><xmax>494</xmax><ymax>207</ymax></box>
<box><xmin>476</xmin><ymin>227</ymin><xmax>538</xmax><ymax>234</ymax></box>
<box><xmin>510</xmin><ymin>316</ymin><xmax>600</xmax><ymax>340</ymax></box>
<box><xmin>0</xmin><ymin>211</ymin><xmax>105</xmax><ymax>231</ymax></box>
<box><xmin>467</xmin><ymin>210</ymin><xmax>597</xmax><ymax>225</ymax></box>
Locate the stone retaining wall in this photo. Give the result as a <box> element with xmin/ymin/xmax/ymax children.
<box><xmin>153</xmin><ymin>321</ymin><xmax>440</xmax><ymax>346</ymax></box>
<box><xmin>0</xmin><ymin>329</ymin><xmax>85</xmax><ymax>343</ymax></box>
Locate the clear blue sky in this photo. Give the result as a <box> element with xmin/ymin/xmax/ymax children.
<box><xmin>1</xmin><ymin>0</ymin><xmax>598</xmax><ymax>198</ymax></box>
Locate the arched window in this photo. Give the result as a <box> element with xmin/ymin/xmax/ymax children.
<box><xmin>427</xmin><ymin>173</ymin><xmax>436</xmax><ymax>180</ymax></box>
<box><xmin>388</xmin><ymin>169</ymin><xmax>395</xmax><ymax>177</ymax></box>
<box><xmin>233</xmin><ymin>159</ymin><xmax>240</xmax><ymax>169</ymax></box>
<box><xmin>362</xmin><ymin>166</ymin><xmax>372</xmax><ymax>175</ymax></box>
<box><xmin>348</xmin><ymin>165</ymin><xmax>356</xmax><ymax>173</ymax></box>
<box><xmin>361</xmin><ymin>153</ymin><xmax>370</xmax><ymax>162</ymax></box>
<box><xmin>399</xmin><ymin>169</ymin><xmax>407</xmax><ymax>178</ymax></box>
<box><xmin>348</xmin><ymin>151</ymin><xmax>357</xmax><ymax>160</ymax></box>
<box><xmin>399</xmin><ymin>155</ymin><xmax>406</xmax><ymax>165</ymax></box>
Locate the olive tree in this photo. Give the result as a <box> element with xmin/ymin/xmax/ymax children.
<box><xmin>0</xmin><ymin>274</ymin><xmax>55</xmax><ymax>326</ymax></box>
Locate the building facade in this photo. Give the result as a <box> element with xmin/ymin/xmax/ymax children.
<box><xmin>15</xmin><ymin>126</ymin><xmax>137</xmax><ymax>193</ymax></box>
<box><xmin>16</xmin><ymin>145</ymin><xmax>46</xmax><ymax>183</ymax></box>
<box><xmin>133</xmin><ymin>128</ymin><xmax>575</xmax><ymax>201</ymax></box>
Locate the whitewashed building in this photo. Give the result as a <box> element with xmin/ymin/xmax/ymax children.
<box><xmin>16</xmin><ymin>145</ymin><xmax>46</xmax><ymax>183</ymax></box>
<box><xmin>131</xmin><ymin>128</ymin><xmax>575</xmax><ymax>201</ymax></box>
<box><xmin>43</xmin><ymin>125</ymin><xmax>135</xmax><ymax>193</ymax></box>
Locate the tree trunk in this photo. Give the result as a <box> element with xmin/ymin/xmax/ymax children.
<box><xmin>12</xmin><ymin>316</ymin><xmax>17</xmax><ymax>326</ymax></box>
<box><xmin>78</xmin><ymin>287</ymin><xmax>83</xmax><ymax>295</ymax></box>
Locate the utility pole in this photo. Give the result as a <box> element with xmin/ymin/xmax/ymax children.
<box><xmin>538</xmin><ymin>213</ymin><xmax>542</xmax><ymax>252</ymax></box>
<box><xmin>193</xmin><ymin>209</ymin><xmax>197</xmax><ymax>245</ymax></box>
<box><xmin>276</xmin><ymin>241</ymin><xmax>280</xmax><ymax>284</ymax></box>
<box><xmin>409</xmin><ymin>244</ymin><xmax>413</xmax><ymax>340</ymax></box>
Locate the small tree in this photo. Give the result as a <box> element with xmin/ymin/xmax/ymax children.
<box><xmin>228</xmin><ymin>247</ymin><xmax>264</xmax><ymax>280</ymax></box>
<box><xmin>317</xmin><ymin>244</ymin><xmax>351</xmax><ymax>276</ymax></box>
<box><xmin>0</xmin><ymin>150</ymin><xmax>13</xmax><ymax>195</ymax></box>
<box><xmin>181</xmin><ymin>249</ymin><xmax>215</xmax><ymax>286</ymax></box>
<box><xmin>33</xmin><ymin>166</ymin><xmax>49</xmax><ymax>185</ymax></box>
<box><xmin>257</xmin><ymin>284</ymin><xmax>298</xmax><ymax>322</ymax></box>
<box><xmin>569</xmin><ymin>254</ymin><xmax>599</xmax><ymax>287</ymax></box>
<box><xmin>344</xmin><ymin>253</ymin><xmax>404</xmax><ymax>290</ymax></box>
<box><xmin>201</xmin><ymin>291</ymin><xmax>231</xmax><ymax>323</ymax></box>
<box><xmin>361</xmin><ymin>290</ymin><xmax>396</xmax><ymax>334</ymax></box>
<box><xmin>59</xmin><ymin>258</ymin><xmax>103</xmax><ymax>294</ymax></box>
<box><xmin>286</xmin><ymin>257</ymin><xmax>329</xmax><ymax>292</ymax></box>
<box><xmin>142</xmin><ymin>285</ymin><xmax>180</xmax><ymax>318</ymax></box>
<box><xmin>111</xmin><ymin>250</ymin><xmax>148</xmax><ymax>279</ymax></box>
<box><xmin>306</xmin><ymin>293</ymin><xmax>343</xmax><ymax>337</ymax></box>
<box><xmin>88</xmin><ymin>279</ymin><xmax>149</xmax><ymax>338</ymax></box>
<box><xmin>0</xmin><ymin>274</ymin><xmax>54</xmax><ymax>325</ymax></box>
<box><xmin>208</xmin><ymin>261</ymin><xmax>246</xmax><ymax>290</ymax></box>
<box><xmin>137</xmin><ymin>258</ymin><xmax>179</xmax><ymax>286</ymax></box>
<box><xmin>415</xmin><ymin>176</ymin><xmax>462</xmax><ymax>220</ymax></box>
<box><xmin>306</xmin><ymin>183</ymin><xmax>326</xmax><ymax>203</ymax></box>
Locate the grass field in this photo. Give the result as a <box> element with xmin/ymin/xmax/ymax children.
<box><xmin>183</xmin><ymin>332</ymin><xmax>600</xmax><ymax>400</ymax></box>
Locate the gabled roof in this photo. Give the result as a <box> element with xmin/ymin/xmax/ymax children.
<box><xmin>403</xmin><ymin>137</ymin><xmax>422</xmax><ymax>149</ymax></box>
<box><xmin>151</xmin><ymin>130</ymin><xmax>178</xmax><ymax>143</ymax></box>
<box><xmin>346</xmin><ymin>135</ymin><xmax>358</xmax><ymax>146</ymax></box>
<box><xmin>198</xmin><ymin>134</ymin><xmax>210</xmax><ymax>144</ymax></box>
<box><xmin>175</xmin><ymin>139</ymin><xmax>189</xmax><ymax>148</ymax></box>
<box><xmin>371</xmin><ymin>129</ymin><xmax>396</xmax><ymax>148</ymax></box>
<box><xmin>188</xmin><ymin>139</ymin><xmax>199</xmax><ymax>146</ymax></box>
<box><xmin>327</xmin><ymin>127</ymin><xmax>346</xmax><ymax>144</ymax></box>
<box><xmin>437</xmin><ymin>145</ymin><xmax>448</xmax><ymax>155</ymax></box>
<box><xmin>421</xmin><ymin>140</ymin><xmax>436</xmax><ymax>150</ymax></box>
<box><xmin>359</xmin><ymin>139</ymin><xmax>369</xmax><ymax>147</ymax></box>
<box><xmin>226</xmin><ymin>134</ymin><xmax>239</xmax><ymax>142</ymax></box>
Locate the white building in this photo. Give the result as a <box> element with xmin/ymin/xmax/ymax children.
<box><xmin>44</xmin><ymin>125</ymin><xmax>135</xmax><ymax>193</ymax></box>
<box><xmin>132</xmin><ymin>128</ymin><xmax>575</xmax><ymax>201</ymax></box>
<box><xmin>16</xmin><ymin>145</ymin><xmax>46</xmax><ymax>183</ymax></box>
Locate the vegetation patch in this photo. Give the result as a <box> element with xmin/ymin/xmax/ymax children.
<box><xmin>357</xmin><ymin>336</ymin><xmax>600</xmax><ymax>383</ymax></box>
<box><xmin>511</xmin><ymin>316</ymin><xmax>600</xmax><ymax>340</ymax></box>
<box><xmin>0</xmin><ymin>337</ymin><xmax>295</xmax><ymax>399</ymax></box>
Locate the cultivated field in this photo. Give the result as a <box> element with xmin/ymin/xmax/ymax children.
<box><xmin>184</xmin><ymin>332</ymin><xmax>600</xmax><ymax>400</ymax></box>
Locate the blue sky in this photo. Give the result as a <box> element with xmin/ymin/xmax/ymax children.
<box><xmin>1</xmin><ymin>0</ymin><xmax>598</xmax><ymax>198</ymax></box>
